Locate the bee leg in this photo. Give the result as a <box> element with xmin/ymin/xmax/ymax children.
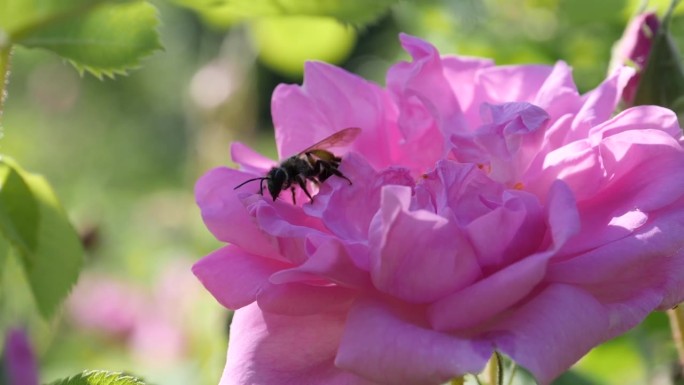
<box><xmin>290</xmin><ymin>188</ymin><xmax>297</xmax><ymax>204</ymax></box>
<box><xmin>296</xmin><ymin>177</ymin><xmax>315</xmax><ymax>202</ymax></box>
<box><xmin>259</xmin><ymin>179</ymin><xmax>265</xmax><ymax>195</ymax></box>
<box><xmin>330</xmin><ymin>168</ymin><xmax>352</xmax><ymax>185</ymax></box>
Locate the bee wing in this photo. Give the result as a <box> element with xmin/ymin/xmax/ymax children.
<box><xmin>297</xmin><ymin>127</ymin><xmax>361</xmax><ymax>155</ymax></box>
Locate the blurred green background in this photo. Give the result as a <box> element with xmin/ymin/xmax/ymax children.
<box><xmin>3</xmin><ymin>0</ymin><xmax>684</xmax><ymax>384</ymax></box>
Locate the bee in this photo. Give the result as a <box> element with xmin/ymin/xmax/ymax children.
<box><xmin>234</xmin><ymin>127</ymin><xmax>361</xmax><ymax>204</ymax></box>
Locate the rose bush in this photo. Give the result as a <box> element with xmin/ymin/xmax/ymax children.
<box><xmin>194</xmin><ymin>34</ymin><xmax>684</xmax><ymax>385</ymax></box>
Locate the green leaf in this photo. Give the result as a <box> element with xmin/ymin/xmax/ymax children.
<box><xmin>47</xmin><ymin>370</ymin><xmax>147</xmax><ymax>385</ymax></box>
<box><xmin>633</xmin><ymin>0</ymin><xmax>684</xmax><ymax>115</ymax></box>
<box><xmin>0</xmin><ymin>0</ymin><xmax>102</xmax><ymax>34</ymax></box>
<box><xmin>249</xmin><ymin>16</ymin><xmax>357</xmax><ymax>77</ymax></box>
<box><xmin>0</xmin><ymin>229</ymin><xmax>8</xmax><ymax>276</ymax></box>
<box><xmin>0</xmin><ymin>161</ymin><xmax>39</xmax><ymax>257</ymax></box>
<box><xmin>0</xmin><ymin>157</ymin><xmax>84</xmax><ymax>319</ymax></box>
<box><xmin>551</xmin><ymin>371</ymin><xmax>599</xmax><ymax>385</ymax></box>
<box><xmin>2</xmin><ymin>1</ymin><xmax>162</xmax><ymax>78</ymax></box>
<box><xmin>173</xmin><ymin>0</ymin><xmax>399</xmax><ymax>28</ymax></box>
<box><xmin>508</xmin><ymin>364</ymin><xmax>598</xmax><ymax>385</ymax></box>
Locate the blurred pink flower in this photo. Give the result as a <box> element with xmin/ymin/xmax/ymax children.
<box><xmin>194</xmin><ymin>34</ymin><xmax>684</xmax><ymax>385</ymax></box>
<box><xmin>3</xmin><ymin>328</ymin><xmax>39</xmax><ymax>385</ymax></box>
<box><xmin>67</xmin><ymin>274</ymin><xmax>146</xmax><ymax>337</ymax></box>
<box><xmin>67</xmin><ymin>261</ymin><xmax>200</xmax><ymax>366</ymax></box>
<box><xmin>611</xmin><ymin>12</ymin><xmax>660</xmax><ymax>104</ymax></box>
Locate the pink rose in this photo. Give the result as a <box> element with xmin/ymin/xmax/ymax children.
<box><xmin>194</xmin><ymin>34</ymin><xmax>684</xmax><ymax>385</ymax></box>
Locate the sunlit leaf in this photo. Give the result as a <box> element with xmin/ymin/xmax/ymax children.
<box><xmin>250</xmin><ymin>16</ymin><xmax>356</xmax><ymax>77</ymax></box>
<box><xmin>0</xmin><ymin>157</ymin><xmax>83</xmax><ymax>319</ymax></box>
<box><xmin>47</xmin><ymin>370</ymin><xmax>147</xmax><ymax>385</ymax></box>
<box><xmin>3</xmin><ymin>1</ymin><xmax>162</xmax><ymax>78</ymax></box>
<box><xmin>173</xmin><ymin>0</ymin><xmax>399</xmax><ymax>28</ymax></box>
<box><xmin>633</xmin><ymin>0</ymin><xmax>684</xmax><ymax>116</ymax></box>
<box><xmin>0</xmin><ymin>0</ymin><xmax>104</xmax><ymax>33</ymax></box>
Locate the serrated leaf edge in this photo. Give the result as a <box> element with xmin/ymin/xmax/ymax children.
<box><xmin>73</xmin><ymin>1</ymin><xmax>165</xmax><ymax>79</ymax></box>
<box><xmin>12</xmin><ymin>1</ymin><xmax>163</xmax><ymax>79</ymax></box>
<box><xmin>47</xmin><ymin>369</ymin><xmax>148</xmax><ymax>385</ymax></box>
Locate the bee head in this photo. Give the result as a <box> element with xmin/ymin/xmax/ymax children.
<box><xmin>267</xmin><ymin>167</ymin><xmax>287</xmax><ymax>200</ymax></box>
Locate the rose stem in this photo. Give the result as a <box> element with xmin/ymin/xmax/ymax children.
<box><xmin>668</xmin><ymin>306</ymin><xmax>684</xmax><ymax>376</ymax></box>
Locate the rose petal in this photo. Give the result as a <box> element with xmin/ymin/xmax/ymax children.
<box><xmin>532</xmin><ymin>61</ymin><xmax>581</xmax><ymax>120</ymax></box>
<box><xmin>475</xmin><ymin>102</ymin><xmax>550</xmax><ymax>184</ymax></box>
<box><xmin>415</xmin><ymin>160</ymin><xmax>503</xmax><ymax>224</ymax></box>
<box><xmin>467</xmin><ymin>63</ymin><xmax>572</xmax><ymax>159</ymax></box>
<box><xmin>659</xmin><ymin>242</ymin><xmax>684</xmax><ymax>309</ymax></box>
<box><xmin>556</xmin><ymin>129</ymin><xmax>684</xmax><ymax>254</ymax></box>
<box><xmin>220</xmin><ymin>303</ymin><xmax>376</xmax><ymax>385</ymax></box>
<box><xmin>230</xmin><ymin>142</ymin><xmax>277</xmax><ymax>173</ymax></box>
<box><xmin>248</xmin><ymin>196</ymin><xmax>330</xmax><ymax>264</ymax></box>
<box><xmin>387</xmin><ymin>34</ymin><xmax>465</xmax><ymax>172</ymax></box>
<box><xmin>428</xmin><ymin>253</ymin><xmax>548</xmax><ymax>331</ymax></box>
<box><xmin>336</xmin><ymin>298</ymin><xmax>490</xmax><ymax>385</ymax></box>
<box><xmin>393</xmin><ymin>33</ymin><xmax>466</xmax><ymax>135</ymax></box>
<box><xmin>270</xmin><ymin>238</ymin><xmax>373</xmax><ymax>290</ymax></box>
<box><xmin>603</xmin><ymin>289</ymin><xmax>663</xmax><ymax>338</ymax></box>
<box><xmin>442</xmin><ymin>55</ymin><xmax>495</xmax><ymax>118</ymax></box>
<box><xmin>370</xmin><ymin>185</ymin><xmax>480</xmax><ymax>303</ymax></box>
<box><xmin>598</xmin><ymin>129</ymin><xmax>684</xmax><ymax>212</ymax></box>
<box><xmin>428</xmin><ymin>181</ymin><xmax>579</xmax><ymax>331</ymax></box>
<box><xmin>474</xmin><ymin>63</ymin><xmax>561</xmax><ymax>109</ymax></box>
<box><xmin>589</xmin><ymin>105</ymin><xmax>681</xmax><ymax>140</ymax></box>
<box><xmin>545</xmin><ymin>180</ymin><xmax>581</xmax><ymax>247</ymax></box>
<box><xmin>548</xmin><ymin>207</ymin><xmax>684</xmax><ymax>309</ymax></box>
<box><xmin>272</xmin><ymin>61</ymin><xmax>398</xmax><ymax>170</ymax></box>
<box><xmin>193</xmin><ymin>245</ymin><xmax>290</xmax><ymax>310</ymax></box>
<box><xmin>524</xmin><ymin>140</ymin><xmax>602</xmax><ymax>201</ymax></box>
<box><xmin>196</xmin><ymin>167</ymin><xmax>279</xmax><ymax>258</ymax></box>
<box><xmin>304</xmin><ymin>152</ymin><xmax>414</xmax><ymax>242</ymax></box>
<box><xmin>570</xmin><ymin>66</ymin><xmax>635</xmax><ymax>139</ymax></box>
<box><xmin>466</xmin><ymin>190</ymin><xmax>544</xmax><ymax>268</ymax></box>
<box><xmin>257</xmin><ymin>281</ymin><xmax>358</xmax><ymax>316</ymax></box>
<box><xmin>490</xmin><ymin>284</ymin><xmax>610</xmax><ymax>385</ymax></box>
